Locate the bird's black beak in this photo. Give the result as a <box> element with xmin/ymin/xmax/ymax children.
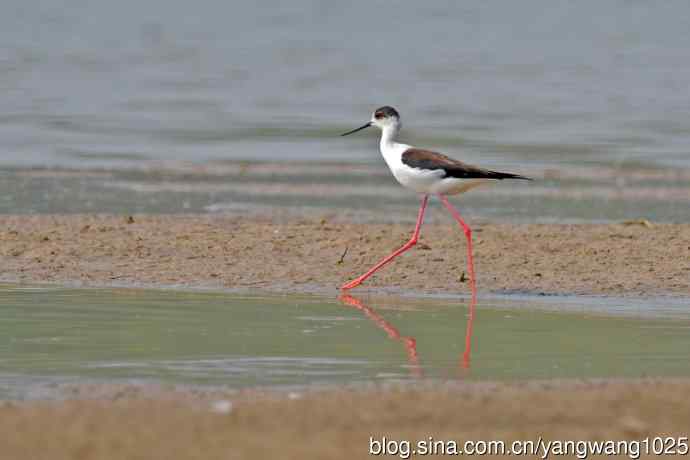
<box><xmin>341</xmin><ymin>122</ymin><xmax>372</xmax><ymax>136</ymax></box>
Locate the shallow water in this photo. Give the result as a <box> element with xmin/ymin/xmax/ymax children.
<box><xmin>2</xmin><ymin>1</ymin><xmax>690</xmax><ymax>171</ymax></box>
<box><xmin>1</xmin><ymin>284</ymin><xmax>689</xmax><ymax>400</ymax></box>
<box><xmin>2</xmin><ymin>162</ymin><xmax>689</xmax><ymax>223</ymax></box>
<box><xmin>3</xmin><ymin>2</ymin><xmax>690</xmax><ymax>224</ymax></box>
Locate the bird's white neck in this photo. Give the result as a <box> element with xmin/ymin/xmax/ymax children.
<box><xmin>377</xmin><ymin>123</ymin><xmax>408</xmax><ymax>172</ymax></box>
<box><xmin>379</xmin><ymin>124</ymin><xmax>401</xmax><ymax>152</ymax></box>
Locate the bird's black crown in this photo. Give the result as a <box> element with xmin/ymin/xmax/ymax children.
<box><xmin>374</xmin><ymin>106</ymin><xmax>400</xmax><ymax>120</ymax></box>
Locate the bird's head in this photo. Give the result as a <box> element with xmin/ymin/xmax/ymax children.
<box><xmin>341</xmin><ymin>106</ymin><xmax>401</xmax><ymax>136</ymax></box>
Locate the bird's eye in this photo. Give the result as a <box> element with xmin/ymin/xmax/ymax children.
<box><xmin>374</xmin><ymin>112</ymin><xmax>384</xmax><ymax>119</ymax></box>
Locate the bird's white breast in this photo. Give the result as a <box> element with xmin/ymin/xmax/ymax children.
<box><xmin>379</xmin><ymin>141</ymin><xmax>446</xmax><ymax>193</ymax></box>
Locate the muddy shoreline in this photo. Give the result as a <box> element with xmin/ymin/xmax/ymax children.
<box><xmin>3</xmin><ymin>379</ymin><xmax>690</xmax><ymax>459</ymax></box>
<box><xmin>1</xmin><ymin>214</ymin><xmax>688</xmax><ymax>297</ymax></box>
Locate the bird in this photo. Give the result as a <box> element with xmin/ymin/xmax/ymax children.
<box><xmin>340</xmin><ymin>106</ymin><xmax>531</xmax><ymax>292</ymax></box>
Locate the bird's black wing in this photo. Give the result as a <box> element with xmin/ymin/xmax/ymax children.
<box><xmin>401</xmin><ymin>148</ymin><xmax>531</xmax><ymax>180</ymax></box>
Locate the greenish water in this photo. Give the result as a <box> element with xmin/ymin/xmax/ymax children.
<box><xmin>1</xmin><ymin>285</ymin><xmax>689</xmax><ymax>400</ymax></box>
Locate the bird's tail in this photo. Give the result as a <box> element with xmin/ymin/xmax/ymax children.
<box><xmin>487</xmin><ymin>170</ymin><xmax>532</xmax><ymax>180</ymax></box>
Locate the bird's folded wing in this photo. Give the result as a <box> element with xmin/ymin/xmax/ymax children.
<box><xmin>401</xmin><ymin>148</ymin><xmax>530</xmax><ymax>180</ymax></box>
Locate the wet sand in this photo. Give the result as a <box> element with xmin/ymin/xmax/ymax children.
<box><xmin>2</xmin><ymin>380</ymin><xmax>690</xmax><ymax>459</ymax></box>
<box><xmin>1</xmin><ymin>214</ymin><xmax>688</xmax><ymax>296</ymax></box>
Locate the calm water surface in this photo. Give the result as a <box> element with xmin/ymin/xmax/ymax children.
<box><xmin>2</xmin><ymin>1</ymin><xmax>690</xmax><ymax>169</ymax></box>
<box><xmin>1</xmin><ymin>284</ymin><xmax>689</xmax><ymax>400</ymax></box>
<box><xmin>2</xmin><ymin>1</ymin><xmax>690</xmax><ymax>221</ymax></box>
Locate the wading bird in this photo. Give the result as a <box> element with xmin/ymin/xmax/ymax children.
<box><xmin>340</xmin><ymin>106</ymin><xmax>531</xmax><ymax>292</ymax></box>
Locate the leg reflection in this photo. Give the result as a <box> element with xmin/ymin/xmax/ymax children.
<box><xmin>461</xmin><ymin>289</ymin><xmax>477</xmax><ymax>370</ymax></box>
<box><xmin>340</xmin><ymin>293</ymin><xmax>477</xmax><ymax>378</ymax></box>
<box><xmin>339</xmin><ymin>294</ymin><xmax>422</xmax><ymax>377</ymax></box>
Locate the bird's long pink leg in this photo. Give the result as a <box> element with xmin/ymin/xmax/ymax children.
<box><xmin>438</xmin><ymin>194</ymin><xmax>477</xmax><ymax>297</ymax></box>
<box><xmin>341</xmin><ymin>195</ymin><xmax>428</xmax><ymax>290</ymax></box>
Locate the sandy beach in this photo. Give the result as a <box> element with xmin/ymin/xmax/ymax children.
<box><xmin>3</xmin><ymin>379</ymin><xmax>690</xmax><ymax>459</ymax></box>
<box><xmin>1</xmin><ymin>214</ymin><xmax>688</xmax><ymax>296</ymax></box>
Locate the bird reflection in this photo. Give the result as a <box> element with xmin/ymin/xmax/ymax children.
<box><xmin>340</xmin><ymin>294</ymin><xmax>422</xmax><ymax>377</ymax></box>
<box><xmin>339</xmin><ymin>291</ymin><xmax>477</xmax><ymax>378</ymax></box>
<box><xmin>461</xmin><ymin>288</ymin><xmax>477</xmax><ymax>370</ymax></box>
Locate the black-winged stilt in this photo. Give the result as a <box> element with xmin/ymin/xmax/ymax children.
<box><xmin>340</xmin><ymin>106</ymin><xmax>531</xmax><ymax>292</ymax></box>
